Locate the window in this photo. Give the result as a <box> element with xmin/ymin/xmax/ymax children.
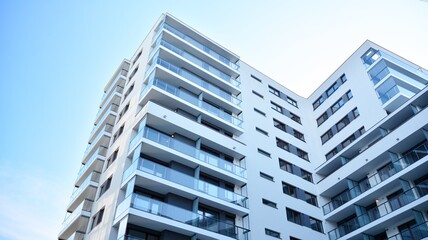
<box><xmin>129</xmin><ymin>66</ymin><xmax>138</xmax><ymax>81</ymax></box>
<box><xmin>353</xmin><ymin>108</ymin><xmax>360</xmax><ymax>118</ymax></box>
<box><xmin>276</xmin><ymin>138</ymin><xmax>289</xmax><ymax>151</ymax></box>
<box><xmin>336</xmin><ymin>115</ymin><xmax>351</xmax><ymax>131</ymax></box>
<box><xmin>346</xmin><ymin>90</ymin><xmax>353</xmax><ymax>100</ymax></box>
<box><xmin>268</xmin><ymin>85</ymin><xmax>280</xmax><ymax>97</ymax></box>
<box><xmin>282</xmin><ymin>182</ymin><xmax>296</xmax><ymax>197</ymax></box>
<box><xmin>99</xmin><ymin>176</ymin><xmax>112</xmax><ymax>198</ymax></box>
<box><xmin>310</xmin><ymin>217</ymin><xmax>324</xmax><ymax>233</ymax></box>
<box><xmin>262</xmin><ymin>198</ymin><xmax>277</xmax><ymax>208</ymax></box>
<box><xmin>290</xmin><ymin>237</ymin><xmax>301</xmax><ymax>240</ymax></box>
<box><xmin>112</xmin><ymin>124</ymin><xmax>125</xmax><ymax>143</ymax></box>
<box><xmin>258</xmin><ymin>148</ymin><xmax>271</xmax><ymax>158</ymax></box>
<box><xmin>340</xmin><ymin>74</ymin><xmax>347</xmax><ymax>83</ymax></box>
<box><xmin>304</xmin><ymin>192</ymin><xmax>318</xmax><ymax>206</ymax></box>
<box><xmin>326</xmin><ymin>82</ymin><xmax>339</xmax><ymax>97</ymax></box>
<box><xmin>260</xmin><ymin>172</ymin><xmax>274</xmax><ymax>181</ymax></box>
<box><xmin>106</xmin><ymin>148</ymin><xmax>119</xmax><ymax>169</ymax></box>
<box><xmin>297</xmin><ymin>148</ymin><xmax>309</xmax><ymax>161</ymax></box>
<box><xmin>118</xmin><ymin>103</ymin><xmax>130</xmax><ymax>120</ymax></box>
<box><xmin>271</xmin><ymin>102</ymin><xmax>283</xmax><ymax>113</ymax></box>
<box><xmin>331</xmin><ymin>98</ymin><xmax>344</xmax><ymax>113</ymax></box>
<box><xmin>279</xmin><ymin>159</ymin><xmax>293</xmax><ymax>173</ymax></box>
<box><xmin>273</xmin><ymin>119</ymin><xmax>286</xmax><ymax>131</ymax></box>
<box><xmin>256</xmin><ymin>127</ymin><xmax>269</xmax><ymax>136</ymax></box>
<box><xmin>132</xmin><ymin>50</ymin><xmax>142</xmax><ymax>65</ymax></box>
<box><xmin>251</xmin><ymin>74</ymin><xmax>262</xmax><ymax>82</ymax></box>
<box><xmin>286</xmin><ymin>208</ymin><xmax>302</xmax><ymax>225</ymax></box>
<box><xmin>317</xmin><ymin>112</ymin><xmax>328</xmax><ymax>126</ymax></box>
<box><xmin>290</xmin><ymin>112</ymin><xmax>301</xmax><ymax>124</ymax></box>
<box><xmin>301</xmin><ymin>169</ymin><xmax>313</xmax><ymax>183</ymax></box>
<box><xmin>293</xmin><ymin>130</ymin><xmax>305</xmax><ymax>141</ymax></box>
<box><xmin>90</xmin><ymin>207</ymin><xmax>105</xmax><ymax>230</ymax></box>
<box><xmin>124</xmin><ymin>84</ymin><xmax>134</xmax><ymax>100</ymax></box>
<box><xmin>252</xmin><ymin>90</ymin><xmax>264</xmax><ymax>99</ymax></box>
<box><xmin>254</xmin><ymin>108</ymin><xmax>266</xmax><ymax>116</ymax></box>
<box><xmin>287</xmin><ymin>97</ymin><xmax>298</xmax><ymax>108</ymax></box>
<box><xmin>326</xmin><ymin>148</ymin><xmax>338</xmax><ymax>160</ymax></box>
<box><xmin>313</xmin><ymin>96</ymin><xmax>324</xmax><ymax>110</ymax></box>
<box><xmin>321</xmin><ymin>129</ymin><xmax>334</xmax><ymax>144</ymax></box>
<box><xmin>265</xmin><ymin>228</ymin><xmax>281</xmax><ymax>238</ymax></box>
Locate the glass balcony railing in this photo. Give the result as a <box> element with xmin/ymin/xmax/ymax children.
<box><xmin>83</xmin><ymin>126</ymin><xmax>111</xmax><ymax>157</ymax></box>
<box><xmin>379</xmin><ymin>85</ymin><xmax>400</xmax><ymax>104</ymax></box>
<box><xmin>122</xmin><ymin>158</ymin><xmax>248</xmax><ymax>208</ymax></box>
<box><xmin>95</xmin><ymin>92</ymin><xmax>121</xmax><ymax>121</ymax></box>
<box><xmin>62</xmin><ymin>200</ymin><xmax>92</xmax><ymax>228</ymax></box>
<box><xmin>141</xmin><ymin>77</ymin><xmax>243</xmax><ymax>127</ymax></box>
<box><xmin>149</xmin><ymin>37</ymin><xmax>240</xmax><ymax>87</ymax></box>
<box><xmin>100</xmin><ymin>72</ymin><xmax>126</xmax><ymax>104</ymax></box>
<box><xmin>328</xmin><ymin>182</ymin><xmax>428</xmax><ymax>240</ymax></box>
<box><xmin>387</xmin><ymin>221</ymin><xmax>428</xmax><ymax>240</ymax></box>
<box><xmin>76</xmin><ymin>149</ymin><xmax>105</xmax><ymax>183</ymax></box>
<box><xmin>89</xmin><ymin>123</ymin><xmax>114</xmax><ymax>144</ymax></box>
<box><xmin>322</xmin><ymin>141</ymin><xmax>428</xmax><ymax>215</ymax></box>
<box><xmin>145</xmin><ymin>56</ymin><xmax>241</xmax><ymax>106</ymax></box>
<box><xmin>128</xmin><ymin>127</ymin><xmax>246</xmax><ymax>179</ymax></box>
<box><xmin>370</xmin><ymin>66</ymin><xmax>390</xmax><ymax>85</ymax></box>
<box><xmin>69</xmin><ymin>172</ymin><xmax>100</xmax><ymax>203</ymax></box>
<box><xmin>153</xmin><ymin>22</ymin><xmax>240</xmax><ymax>70</ymax></box>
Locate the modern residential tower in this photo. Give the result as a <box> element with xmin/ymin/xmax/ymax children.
<box><xmin>59</xmin><ymin>13</ymin><xmax>428</xmax><ymax>240</ymax></box>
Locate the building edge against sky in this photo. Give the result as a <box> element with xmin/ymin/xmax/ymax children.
<box><xmin>58</xmin><ymin>13</ymin><xmax>428</xmax><ymax>240</ymax></box>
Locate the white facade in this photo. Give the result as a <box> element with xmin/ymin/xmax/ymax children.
<box><xmin>59</xmin><ymin>13</ymin><xmax>428</xmax><ymax>240</ymax></box>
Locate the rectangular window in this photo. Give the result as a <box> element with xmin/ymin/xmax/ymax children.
<box><xmin>286</xmin><ymin>208</ymin><xmax>302</xmax><ymax>225</ymax></box>
<box><xmin>124</xmin><ymin>83</ymin><xmax>134</xmax><ymax>100</ymax></box>
<box><xmin>331</xmin><ymin>98</ymin><xmax>344</xmax><ymax>113</ymax></box>
<box><xmin>254</xmin><ymin>108</ymin><xmax>266</xmax><ymax>116</ymax></box>
<box><xmin>317</xmin><ymin>112</ymin><xmax>328</xmax><ymax>126</ymax></box>
<box><xmin>326</xmin><ymin>148</ymin><xmax>338</xmax><ymax>160</ymax></box>
<box><xmin>276</xmin><ymin>138</ymin><xmax>289</xmax><ymax>151</ymax></box>
<box><xmin>310</xmin><ymin>217</ymin><xmax>324</xmax><ymax>233</ymax></box>
<box><xmin>301</xmin><ymin>169</ymin><xmax>313</xmax><ymax>183</ymax></box>
<box><xmin>256</xmin><ymin>127</ymin><xmax>269</xmax><ymax>136</ymax></box>
<box><xmin>326</xmin><ymin>82</ymin><xmax>339</xmax><ymax>97</ymax></box>
<box><xmin>313</xmin><ymin>96</ymin><xmax>324</xmax><ymax>110</ymax></box>
<box><xmin>304</xmin><ymin>192</ymin><xmax>318</xmax><ymax>206</ymax></box>
<box><xmin>293</xmin><ymin>130</ymin><xmax>305</xmax><ymax>141</ymax></box>
<box><xmin>265</xmin><ymin>228</ymin><xmax>281</xmax><ymax>238</ymax></box>
<box><xmin>341</xmin><ymin>134</ymin><xmax>356</xmax><ymax>148</ymax></box>
<box><xmin>99</xmin><ymin>176</ymin><xmax>112</xmax><ymax>198</ymax></box>
<box><xmin>251</xmin><ymin>74</ymin><xmax>262</xmax><ymax>82</ymax></box>
<box><xmin>260</xmin><ymin>172</ymin><xmax>274</xmax><ymax>181</ymax></box>
<box><xmin>346</xmin><ymin>90</ymin><xmax>353</xmax><ymax>100</ymax></box>
<box><xmin>336</xmin><ymin>115</ymin><xmax>351</xmax><ymax>131</ymax></box>
<box><xmin>290</xmin><ymin>112</ymin><xmax>301</xmax><ymax>124</ymax></box>
<box><xmin>282</xmin><ymin>182</ymin><xmax>297</xmax><ymax>197</ymax></box>
<box><xmin>353</xmin><ymin>108</ymin><xmax>360</xmax><ymax>118</ymax></box>
<box><xmin>297</xmin><ymin>148</ymin><xmax>309</xmax><ymax>161</ymax></box>
<box><xmin>106</xmin><ymin>148</ymin><xmax>119</xmax><ymax>169</ymax></box>
<box><xmin>262</xmin><ymin>198</ymin><xmax>277</xmax><ymax>208</ymax></box>
<box><xmin>132</xmin><ymin>50</ymin><xmax>142</xmax><ymax>65</ymax></box>
<box><xmin>129</xmin><ymin>66</ymin><xmax>138</xmax><ymax>81</ymax></box>
<box><xmin>112</xmin><ymin>124</ymin><xmax>125</xmax><ymax>144</ymax></box>
<box><xmin>287</xmin><ymin>96</ymin><xmax>298</xmax><ymax>108</ymax></box>
<box><xmin>252</xmin><ymin>90</ymin><xmax>264</xmax><ymax>99</ymax></box>
<box><xmin>273</xmin><ymin>119</ymin><xmax>286</xmax><ymax>131</ymax></box>
<box><xmin>340</xmin><ymin>74</ymin><xmax>347</xmax><ymax>83</ymax></box>
<box><xmin>90</xmin><ymin>207</ymin><xmax>105</xmax><ymax>230</ymax></box>
<box><xmin>321</xmin><ymin>129</ymin><xmax>334</xmax><ymax>144</ymax></box>
<box><xmin>271</xmin><ymin>101</ymin><xmax>283</xmax><ymax>113</ymax></box>
<box><xmin>268</xmin><ymin>85</ymin><xmax>280</xmax><ymax>97</ymax></box>
<box><xmin>258</xmin><ymin>148</ymin><xmax>271</xmax><ymax>158</ymax></box>
<box><xmin>279</xmin><ymin>159</ymin><xmax>293</xmax><ymax>173</ymax></box>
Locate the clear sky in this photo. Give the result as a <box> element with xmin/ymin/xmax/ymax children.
<box><xmin>0</xmin><ymin>0</ymin><xmax>427</xmax><ymax>239</ymax></box>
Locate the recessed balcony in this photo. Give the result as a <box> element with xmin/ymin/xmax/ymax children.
<box><xmin>58</xmin><ymin>200</ymin><xmax>92</xmax><ymax>240</ymax></box>
<box><xmin>114</xmin><ymin>193</ymin><xmax>250</xmax><ymax>240</ymax></box>
<box><xmin>121</xmin><ymin>157</ymin><xmax>248</xmax><ymax>214</ymax></box>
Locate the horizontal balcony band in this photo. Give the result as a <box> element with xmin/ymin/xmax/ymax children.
<box><xmin>59</xmin><ymin>200</ymin><xmax>92</xmax><ymax>240</ymax></box>
<box><xmin>122</xmin><ymin>157</ymin><xmax>248</xmax><ymax>209</ymax></box>
<box><xmin>387</xmin><ymin>220</ymin><xmax>428</xmax><ymax>240</ymax></box>
<box><xmin>67</xmin><ymin>172</ymin><xmax>100</xmax><ymax>212</ymax></box>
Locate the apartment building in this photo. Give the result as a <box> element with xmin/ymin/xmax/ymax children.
<box><xmin>58</xmin><ymin>13</ymin><xmax>428</xmax><ymax>240</ymax></box>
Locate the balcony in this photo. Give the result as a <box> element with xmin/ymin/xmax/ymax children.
<box><xmin>99</xmin><ymin>74</ymin><xmax>126</xmax><ymax>108</ymax></box>
<box><xmin>58</xmin><ymin>200</ymin><xmax>92</xmax><ymax>240</ymax></box>
<box><xmin>328</xmin><ymin>183</ymin><xmax>428</xmax><ymax>240</ymax></box>
<box><xmin>128</xmin><ymin>127</ymin><xmax>246</xmax><ymax>180</ymax></box>
<box><xmin>140</xmin><ymin>77</ymin><xmax>242</xmax><ymax>129</ymax></box>
<box><xmin>387</xmin><ymin>220</ymin><xmax>428</xmax><ymax>240</ymax></box>
<box><xmin>67</xmin><ymin>171</ymin><xmax>100</xmax><ymax>212</ymax></box>
<box><xmin>75</xmin><ymin>149</ymin><xmax>106</xmax><ymax>186</ymax></box>
<box><xmin>94</xmin><ymin>92</ymin><xmax>121</xmax><ymax>125</ymax></box>
<box><xmin>322</xmin><ymin>141</ymin><xmax>428</xmax><ymax>215</ymax></box>
<box><xmin>153</xmin><ymin>21</ymin><xmax>240</xmax><ymax>71</ymax></box>
<box><xmin>115</xmin><ymin>193</ymin><xmax>250</xmax><ymax>240</ymax></box>
<box><xmin>148</xmin><ymin>38</ymin><xmax>240</xmax><ymax>89</ymax></box>
<box><xmin>81</xmin><ymin>145</ymin><xmax>107</xmax><ymax>165</ymax></box>
<box><xmin>122</xmin><ymin>157</ymin><xmax>248</xmax><ymax>209</ymax></box>
<box><xmin>89</xmin><ymin>105</ymin><xmax>117</xmax><ymax>143</ymax></box>
<box><xmin>145</xmin><ymin>56</ymin><xmax>241</xmax><ymax>109</ymax></box>
<box><xmin>82</xmin><ymin>126</ymin><xmax>111</xmax><ymax>162</ymax></box>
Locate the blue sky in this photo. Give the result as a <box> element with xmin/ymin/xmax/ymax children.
<box><xmin>0</xmin><ymin>1</ymin><xmax>427</xmax><ymax>239</ymax></box>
